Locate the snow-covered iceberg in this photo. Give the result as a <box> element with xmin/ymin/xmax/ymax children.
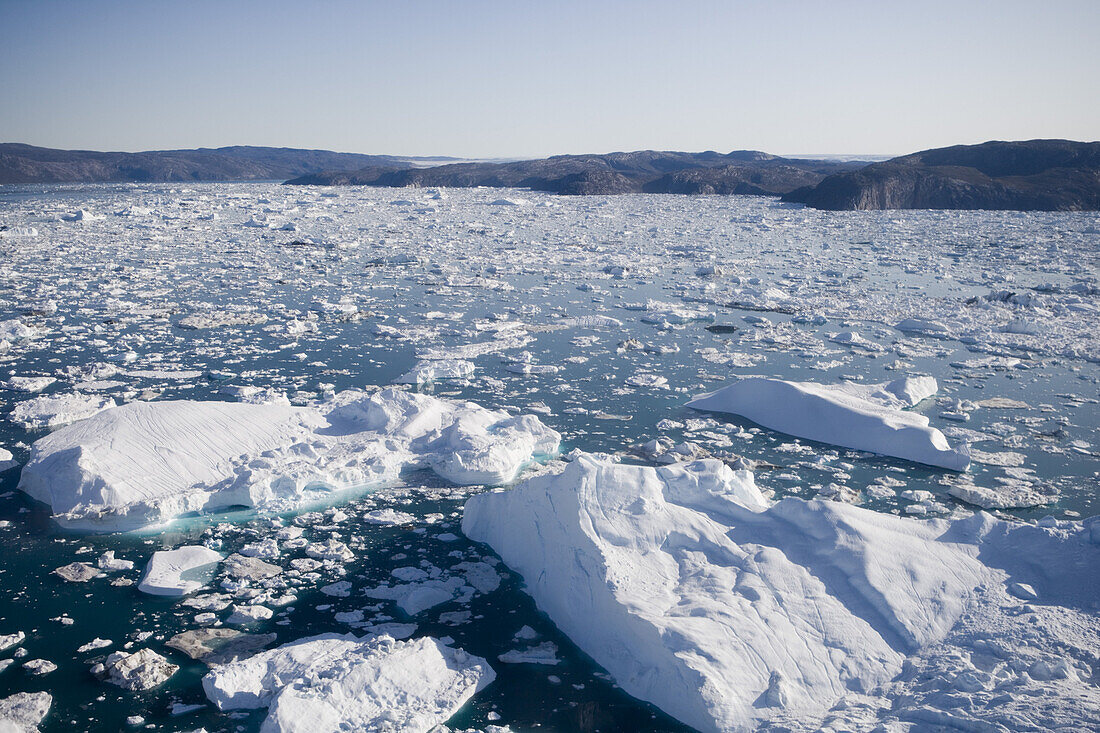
<box><xmin>0</xmin><ymin>692</ymin><xmax>51</xmax><ymax>731</ymax></box>
<box><xmin>9</xmin><ymin>392</ymin><xmax>117</xmax><ymax>431</ymax></box>
<box><xmin>462</xmin><ymin>455</ymin><xmax>1097</xmax><ymax>732</ymax></box>
<box><xmin>687</xmin><ymin>376</ymin><xmax>968</xmax><ymax>470</ymax></box>
<box><xmin>202</xmin><ymin>633</ymin><xmax>494</xmax><ymax>733</ymax></box>
<box><xmin>18</xmin><ymin>388</ymin><xmax>559</xmax><ymax>530</ymax></box>
<box><xmin>137</xmin><ymin>546</ymin><xmax>224</xmax><ymax>596</ymax></box>
<box><xmin>394</xmin><ymin>359</ymin><xmax>475</xmax><ymax>385</ymax></box>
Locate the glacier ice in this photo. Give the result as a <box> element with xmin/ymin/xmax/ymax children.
<box><xmin>464</xmin><ymin>454</ymin><xmax>1100</xmax><ymax>732</ymax></box>
<box><xmin>202</xmin><ymin>633</ymin><xmax>495</xmax><ymax>733</ymax></box>
<box><xmin>688</xmin><ymin>376</ymin><xmax>969</xmax><ymax>470</ymax></box>
<box><xmin>18</xmin><ymin>388</ymin><xmax>559</xmax><ymax>529</ymax></box>
<box><xmin>138</xmin><ymin>546</ymin><xmax>224</xmax><ymax>596</ymax></box>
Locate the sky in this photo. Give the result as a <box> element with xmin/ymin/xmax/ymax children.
<box><xmin>1</xmin><ymin>0</ymin><xmax>1097</xmax><ymax>159</ymax></box>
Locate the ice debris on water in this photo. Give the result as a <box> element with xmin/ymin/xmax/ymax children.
<box><xmin>1</xmin><ymin>184</ymin><xmax>1098</xmax><ymax>732</ymax></box>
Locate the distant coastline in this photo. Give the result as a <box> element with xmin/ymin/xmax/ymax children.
<box><xmin>3</xmin><ymin>140</ymin><xmax>1097</xmax><ymax>211</ymax></box>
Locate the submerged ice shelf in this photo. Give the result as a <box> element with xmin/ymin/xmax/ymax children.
<box><xmin>18</xmin><ymin>388</ymin><xmax>560</xmax><ymax>530</ymax></box>
<box><xmin>464</xmin><ymin>454</ymin><xmax>1100</xmax><ymax>732</ymax></box>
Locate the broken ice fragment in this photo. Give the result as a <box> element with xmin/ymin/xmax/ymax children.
<box><xmin>138</xmin><ymin>546</ymin><xmax>224</xmax><ymax>596</ymax></box>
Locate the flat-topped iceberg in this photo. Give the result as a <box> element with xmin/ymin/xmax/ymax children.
<box><xmin>394</xmin><ymin>359</ymin><xmax>475</xmax><ymax>385</ymax></box>
<box><xmin>138</xmin><ymin>546</ymin><xmax>224</xmax><ymax>596</ymax></box>
<box><xmin>202</xmin><ymin>633</ymin><xmax>494</xmax><ymax>733</ymax></box>
<box><xmin>18</xmin><ymin>388</ymin><xmax>560</xmax><ymax>530</ymax></box>
<box><xmin>463</xmin><ymin>455</ymin><xmax>1097</xmax><ymax>732</ymax></box>
<box><xmin>10</xmin><ymin>392</ymin><xmax>117</xmax><ymax>431</ymax></box>
<box><xmin>687</xmin><ymin>376</ymin><xmax>968</xmax><ymax>470</ymax></box>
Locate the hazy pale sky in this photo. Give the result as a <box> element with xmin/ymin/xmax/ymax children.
<box><xmin>2</xmin><ymin>0</ymin><xmax>1097</xmax><ymax>158</ymax></box>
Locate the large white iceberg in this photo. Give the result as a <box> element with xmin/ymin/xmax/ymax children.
<box><xmin>687</xmin><ymin>376</ymin><xmax>968</xmax><ymax>470</ymax></box>
<box><xmin>202</xmin><ymin>633</ymin><xmax>494</xmax><ymax>733</ymax></box>
<box><xmin>462</xmin><ymin>455</ymin><xmax>1096</xmax><ymax>732</ymax></box>
<box><xmin>18</xmin><ymin>388</ymin><xmax>559</xmax><ymax>529</ymax></box>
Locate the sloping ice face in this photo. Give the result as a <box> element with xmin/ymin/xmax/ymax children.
<box><xmin>463</xmin><ymin>454</ymin><xmax>1094</xmax><ymax>732</ymax></box>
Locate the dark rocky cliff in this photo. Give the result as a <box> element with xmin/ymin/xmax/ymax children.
<box><xmin>782</xmin><ymin>140</ymin><xmax>1100</xmax><ymax>211</ymax></box>
<box><xmin>286</xmin><ymin>150</ymin><xmax>858</xmax><ymax>196</ymax></box>
<box><xmin>0</xmin><ymin>144</ymin><xmax>453</xmax><ymax>184</ymax></box>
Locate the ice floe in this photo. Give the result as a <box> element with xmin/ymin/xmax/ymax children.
<box><xmin>9</xmin><ymin>392</ymin><xmax>116</xmax><ymax>431</ymax></box>
<box><xmin>688</xmin><ymin>376</ymin><xmax>969</xmax><ymax>470</ymax></box>
<box><xmin>18</xmin><ymin>388</ymin><xmax>559</xmax><ymax>529</ymax></box>
<box><xmin>202</xmin><ymin>633</ymin><xmax>494</xmax><ymax>732</ymax></box>
<box><xmin>0</xmin><ymin>448</ymin><xmax>17</xmax><ymax>473</ymax></box>
<box><xmin>94</xmin><ymin>649</ymin><xmax>178</xmax><ymax>691</ymax></box>
<box><xmin>0</xmin><ymin>692</ymin><xmax>51</xmax><ymax>731</ymax></box>
<box><xmin>394</xmin><ymin>359</ymin><xmax>475</xmax><ymax>385</ymax></box>
<box><xmin>137</xmin><ymin>546</ymin><xmax>224</xmax><ymax>596</ymax></box>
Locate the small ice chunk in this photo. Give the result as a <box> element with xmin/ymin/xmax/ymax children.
<box><xmin>77</xmin><ymin>638</ymin><xmax>113</xmax><ymax>653</ymax></box>
<box><xmin>394</xmin><ymin>359</ymin><xmax>475</xmax><ymax>385</ymax></box>
<box><xmin>895</xmin><ymin>318</ymin><xmax>949</xmax><ymax>335</ymax></box>
<box><xmin>3</xmin><ymin>376</ymin><xmax>55</xmax><ymax>393</ymax></box>
<box><xmin>22</xmin><ymin>659</ymin><xmax>56</xmax><ymax>676</ymax></box>
<box><xmin>97</xmin><ymin>551</ymin><xmax>134</xmax><ymax>572</ymax></box>
<box><xmin>138</xmin><ymin>546</ymin><xmax>224</xmax><ymax>596</ymax></box>
<box><xmin>9</xmin><ymin>392</ymin><xmax>116</xmax><ymax>430</ymax></box>
<box><xmin>167</xmin><ymin>628</ymin><xmax>276</xmax><ymax>665</ymax></box>
<box><xmin>223</xmin><ymin>553</ymin><xmax>282</xmax><ymax>580</ymax></box>
<box><xmin>99</xmin><ymin>649</ymin><xmax>178</xmax><ymax>691</ymax></box>
<box><xmin>53</xmin><ymin>562</ymin><xmax>100</xmax><ymax>582</ymax></box>
<box><xmin>320</xmin><ymin>581</ymin><xmax>352</xmax><ymax>597</ymax></box>
<box><xmin>201</xmin><ymin>633</ymin><xmax>495</xmax><ymax>732</ymax></box>
<box><xmin>363</xmin><ymin>508</ymin><xmax>416</xmax><ymax>526</ymax></box>
<box><xmin>227</xmin><ymin>605</ymin><xmax>273</xmax><ymax>625</ymax></box>
<box><xmin>1008</xmin><ymin>582</ymin><xmax>1039</xmax><ymax>601</ymax></box>
<box><xmin>0</xmin><ymin>632</ymin><xmax>26</xmax><ymax>651</ymax></box>
<box><xmin>498</xmin><ymin>642</ymin><xmax>561</xmax><ymax>665</ymax></box>
<box><xmin>0</xmin><ymin>448</ymin><xmax>17</xmax><ymax>473</ymax></box>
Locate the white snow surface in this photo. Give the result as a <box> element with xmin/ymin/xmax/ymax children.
<box><xmin>202</xmin><ymin>633</ymin><xmax>495</xmax><ymax>733</ymax></box>
<box><xmin>0</xmin><ymin>692</ymin><xmax>51</xmax><ymax>732</ymax></box>
<box><xmin>462</xmin><ymin>455</ymin><xmax>1100</xmax><ymax>733</ymax></box>
<box><xmin>687</xmin><ymin>376</ymin><xmax>968</xmax><ymax>470</ymax></box>
<box><xmin>17</xmin><ymin>387</ymin><xmax>559</xmax><ymax>529</ymax></box>
<box><xmin>137</xmin><ymin>546</ymin><xmax>224</xmax><ymax>596</ymax></box>
<box><xmin>0</xmin><ymin>448</ymin><xmax>16</xmax><ymax>473</ymax></box>
<box><xmin>9</xmin><ymin>392</ymin><xmax>116</xmax><ymax>431</ymax></box>
<box><xmin>394</xmin><ymin>359</ymin><xmax>475</xmax><ymax>385</ymax></box>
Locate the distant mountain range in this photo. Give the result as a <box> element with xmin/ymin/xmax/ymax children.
<box><xmin>285</xmin><ymin>150</ymin><xmax>859</xmax><ymax>196</ymax></box>
<box><xmin>3</xmin><ymin>140</ymin><xmax>1097</xmax><ymax>211</ymax></box>
<box><xmin>782</xmin><ymin>140</ymin><xmax>1100</xmax><ymax>211</ymax></box>
<box><xmin>0</xmin><ymin>144</ymin><xmax>457</xmax><ymax>184</ymax></box>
